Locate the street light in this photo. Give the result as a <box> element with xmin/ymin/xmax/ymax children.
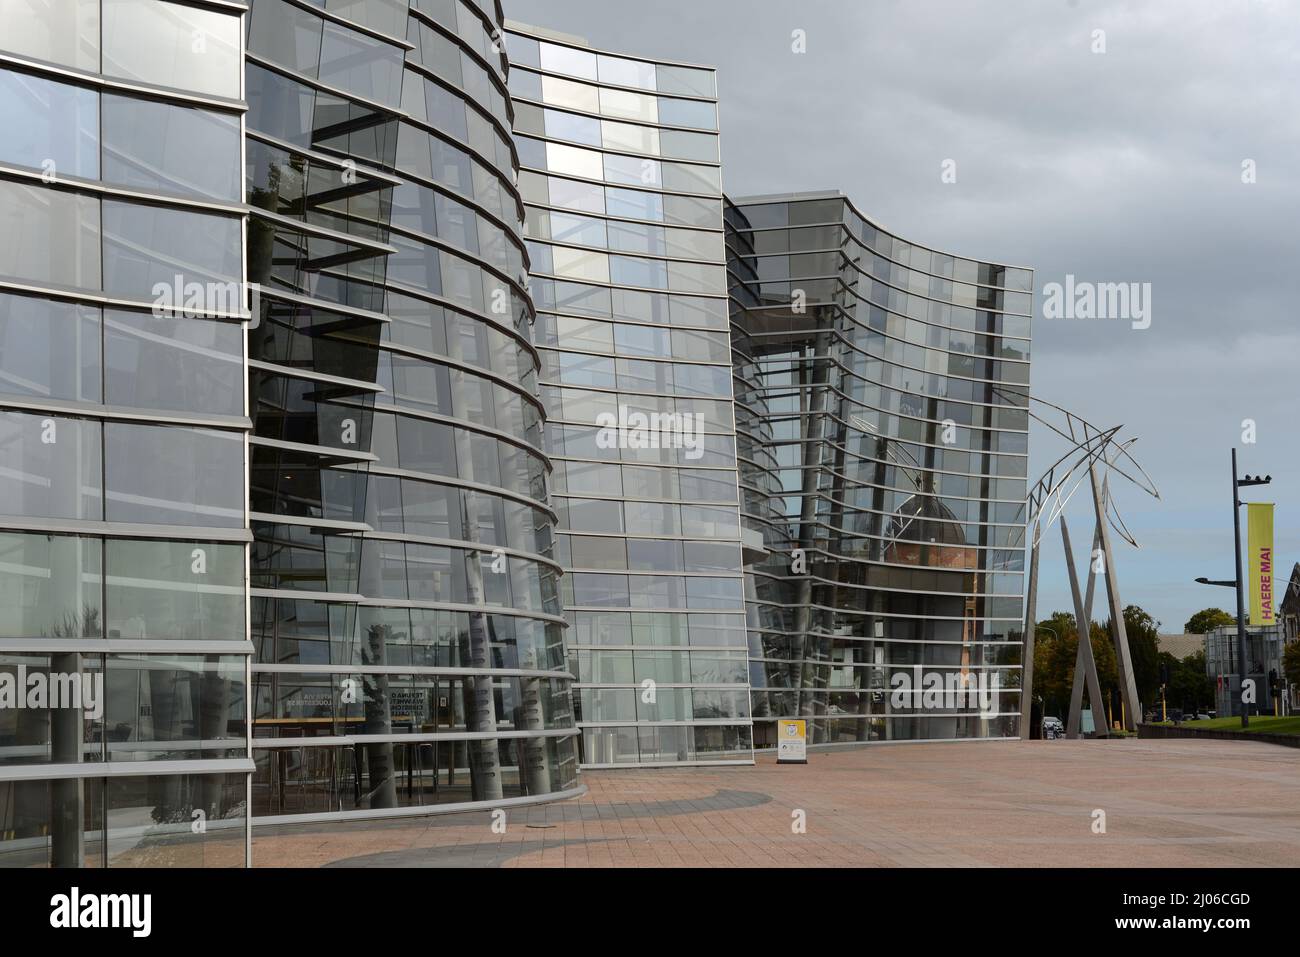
<box><xmin>1193</xmin><ymin>449</ymin><xmax>1271</xmax><ymax>729</ymax></box>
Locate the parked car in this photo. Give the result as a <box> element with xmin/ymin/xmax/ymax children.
<box><xmin>1042</xmin><ymin>716</ymin><xmax>1064</xmax><ymax>739</ymax></box>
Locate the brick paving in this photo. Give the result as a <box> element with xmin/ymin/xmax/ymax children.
<box><xmin>251</xmin><ymin>738</ymin><xmax>1300</xmax><ymax>867</ymax></box>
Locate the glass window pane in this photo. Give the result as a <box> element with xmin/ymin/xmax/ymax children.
<box><xmin>610</xmin><ymin>255</ymin><xmax>666</xmax><ymax>289</ymax></box>
<box><xmin>597</xmin><ymin>55</ymin><xmax>655</xmax><ymax>90</ymax></box>
<box><xmin>654</xmin><ymin>65</ymin><xmax>715</xmax><ymax>98</ymax></box>
<box><xmin>544</xmin><ymin>108</ymin><xmax>600</xmax><ymax>146</ymax></box>
<box><xmin>667</xmin><ymin>260</ymin><xmax>724</xmax><ymax>293</ymax></box>
<box><xmin>607</xmin><ymin>220</ymin><xmax>664</xmax><ymax>255</ymax></box>
<box><xmin>660</xmin><ymin>129</ymin><xmax>717</xmax><ymax>162</ymax></box>
<box><xmin>657</xmin><ymin>97</ymin><xmax>717</xmax><ymax>130</ymax></box>
<box><xmin>101</xmin><ymin>201</ymin><xmax>242</xmax><ymax>302</ymax></box>
<box><xmin>102</xmin><ymin>94</ymin><xmax>241</xmax><ymax>200</ymax></box>
<box><xmin>504</xmin><ymin>33</ymin><xmax>539</xmax><ymax>69</ymax></box>
<box><xmin>664</xmin><ymin>227</ymin><xmax>723</xmax><ymax>260</ymax></box>
<box><xmin>101</xmin><ymin>0</ymin><xmax>241</xmax><ymax>99</ymax></box>
<box><xmin>604</xmin><ymin>153</ymin><xmax>659</xmax><ymax>188</ymax></box>
<box><xmin>602</xmin><ymin>120</ymin><xmax>659</xmax><ymax>155</ymax></box>
<box><xmin>246</xmin><ymin>0</ymin><xmax>322</xmax><ymax>76</ymax></box>
<box><xmin>0</xmin><ymin>412</ymin><xmax>101</xmax><ymax>520</ymax></box>
<box><xmin>0</xmin><ymin>68</ymin><xmax>98</xmax><ymax>179</ymax></box>
<box><xmin>600</xmin><ymin>87</ymin><xmax>657</xmax><ymax>123</ymax></box>
<box><xmin>552</xmin><ymin>246</ymin><xmax>609</xmax><ymax>283</ymax></box>
<box><xmin>423</xmin><ymin>80</ymin><xmax>468</xmax><ymax>141</ymax></box>
<box><xmin>661</xmin><ymin>161</ymin><xmax>719</xmax><ymax>195</ymax></box>
<box><xmin>246</xmin><ymin>63</ymin><xmax>315</xmax><ymax>147</ymax></box>
<box><xmin>605</xmin><ymin>187</ymin><xmax>662</xmax><ymax>221</ymax></box>
<box><xmin>0</xmin><ymin>293</ymin><xmax>100</xmax><ymax>403</ymax></box>
<box><xmin>0</xmin><ymin>181</ymin><xmax>100</xmax><ymax>289</ymax></box>
<box><xmin>0</xmin><ymin>531</ymin><xmax>101</xmax><ymax>639</ymax></box>
<box><xmin>541</xmin><ymin>74</ymin><xmax>599</xmax><ymax>113</ymax></box>
<box><xmin>105</xmin><ymin>539</ymin><xmax>244</xmax><ymax>640</ymax></box>
<box><xmin>0</xmin><ymin>652</ymin><xmax>102</xmax><ymax>766</ymax></box>
<box><xmin>319</xmin><ymin>22</ymin><xmax>404</xmax><ymax>107</ymax></box>
<box><xmin>104</xmin><ymin>424</ymin><xmax>244</xmax><ymax>527</ymax></box>
<box><xmin>663</xmin><ymin>194</ymin><xmax>720</xmax><ymax>228</ymax></box>
<box><xmin>547</xmin><ymin>176</ymin><xmax>605</xmax><ymax>214</ymax></box>
<box><xmin>0</xmin><ymin>0</ymin><xmax>99</xmax><ymax>71</ymax></box>
<box><xmin>546</xmin><ymin>141</ymin><xmax>603</xmax><ymax>179</ymax></box>
<box><xmin>548</xmin><ymin>211</ymin><xmax>606</xmax><ymax>247</ymax></box>
<box><xmin>103</xmin><ymin>654</ymin><xmax>247</xmax><ymax>760</ymax></box>
<box><xmin>104</xmin><ymin>311</ymin><xmax>243</xmax><ymax>415</ymax></box>
<box><xmin>539</xmin><ymin>42</ymin><xmax>597</xmax><ymax>80</ymax></box>
<box><xmin>326</xmin><ymin>0</ymin><xmax>407</xmax><ymax>38</ymax></box>
<box><xmin>638</xmin><ymin>724</ymin><xmax>689</xmax><ymax>762</ymax></box>
<box><xmin>105</xmin><ymin>773</ymin><xmax>247</xmax><ymax>865</ymax></box>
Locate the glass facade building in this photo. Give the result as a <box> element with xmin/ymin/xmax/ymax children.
<box><xmin>0</xmin><ymin>0</ymin><xmax>253</xmax><ymax>866</ymax></box>
<box><xmin>504</xmin><ymin>23</ymin><xmax>754</xmax><ymax>767</ymax></box>
<box><xmin>727</xmin><ymin>192</ymin><xmax>1033</xmax><ymax>748</ymax></box>
<box><xmin>243</xmin><ymin>0</ymin><xmax>579</xmax><ymax>821</ymax></box>
<box><xmin>1205</xmin><ymin>622</ymin><xmax>1285</xmax><ymax>718</ymax></box>
<box><xmin>0</xmin><ymin>3</ymin><xmax>1033</xmax><ymax>866</ymax></box>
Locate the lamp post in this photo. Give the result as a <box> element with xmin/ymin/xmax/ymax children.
<box><xmin>1194</xmin><ymin>448</ymin><xmax>1271</xmax><ymax>729</ymax></box>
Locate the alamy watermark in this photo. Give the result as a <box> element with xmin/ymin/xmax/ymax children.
<box><xmin>50</xmin><ymin>887</ymin><xmax>151</xmax><ymax>937</ymax></box>
<box><xmin>1041</xmin><ymin>274</ymin><xmax>1151</xmax><ymax>330</ymax></box>
<box><xmin>595</xmin><ymin>405</ymin><xmax>705</xmax><ymax>460</ymax></box>
<box><xmin>889</xmin><ymin>665</ymin><xmax>1001</xmax><ymax>716</ymax></box>
<box><xmin>0</xmin><ymin>666</ymin><xmax>103</xmax><ymax>719</ymax></box>
<box><xmin>151</xmin><ymin>274</ymin><xmax>261</xmax><ymax>322</ymax></box>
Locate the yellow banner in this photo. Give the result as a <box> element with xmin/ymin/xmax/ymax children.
<box><xmin>1248</xmin><ymin>503</ymin><xmax>1275</xmax><ymax>626</ymax></box>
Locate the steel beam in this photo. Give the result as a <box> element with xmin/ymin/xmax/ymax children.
<box><xmin>1062</xmin><ymin>517</ymin><xmax>1109</xmax><ymax>738</ymax></box>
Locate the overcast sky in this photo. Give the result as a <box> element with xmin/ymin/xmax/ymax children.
<box><xmin>505</xmin><ymin>0</ymin><xmax>1300</xmax><ymax>633</ymax></box>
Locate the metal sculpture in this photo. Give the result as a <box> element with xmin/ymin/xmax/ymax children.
<box><xmin>1008</xmin><ymin>394</ymin><xmax>1160</xmax><ymax>739</ymax></box>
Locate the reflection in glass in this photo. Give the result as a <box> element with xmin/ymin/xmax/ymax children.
<box><xmin>0</xmin><ymin>68</ymin><xmax>98</xmax><ymax>179</ymax></box>
<box><xmin>101</xmin><ymin>0</ymin><xmax>241</xmax><ymax>99</ymax></box>
<box><xmin>102</xmin><ymin>95</ymin><xmax>241</xmax><ymax>200</ymax></box>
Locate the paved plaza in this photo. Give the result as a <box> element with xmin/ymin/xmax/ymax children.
<box><xmin>252</xmin><ymin>738</ymin><xmax>1300</xmax><ymax>867</ymax></box>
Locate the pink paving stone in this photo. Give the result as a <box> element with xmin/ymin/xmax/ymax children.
<box><xmin>251</xmin><ymin>739</ymin><xmax>1300</xmax><ymax>867</ymax></box>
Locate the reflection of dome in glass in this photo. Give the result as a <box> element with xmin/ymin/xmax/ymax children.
<box><xmin>885</xmin><ymin>494</ymin><xmax>975</xmax><ymax>569</ymax></box>
<box><xmin>888</xmin><ymin>494</ymin><xmax>966</xmax><ymax>546</ymax></box>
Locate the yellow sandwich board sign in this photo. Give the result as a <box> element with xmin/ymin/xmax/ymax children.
<box><xmin>776</xmin><ymin>718</ymin><xmax>807</xmax><ymax>764</ymax></box>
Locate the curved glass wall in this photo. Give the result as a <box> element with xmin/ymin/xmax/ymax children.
<box><xmin>245</xmin><ymin>0</ymin><xmax>579</xmax><ymax>821</ymax></box>
<box><xmin>0</xmin><ymin>0</ymin><xmax>252</xmax><ymax>867</ymax></box>
<box><xmin>506</xmin><ymin>25</ymin><xmax>753</xmax><ymax>767</ymax></box>
<box><xmin>726</xmin><ymin>192</ymin><xmax>1033</xmax><ymax>748</ymax></box>
<box><xmin>1</xmin><ymin>0</ymin><xmax>1038</xmax><ymax>862</ymax></box>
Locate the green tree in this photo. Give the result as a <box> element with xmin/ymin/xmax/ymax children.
<box><xmin>1032</xmin><ymin>613</ymin><xmax>1118</xmax><ymax>720</ymax></box>
<box><xmin>1184</xmin><ymin>607</ymin><xmax>1234</xmax><ymax>634</ymax></box>
<box><xmin>1154</xmin><ymin>651</ymin><xmax>1180</xmax><ymax>718</ymax></box>
<box><xmin>1168</xmin><ymin>649</ymin><xmax>1214</xmax><ymax>713</ymax></box>
<box><xmin>1110</xmin><ymin>604</ymin><xmax>1160</xmax><ymax>710</ymax></box>
<box><xmin>1089</xmin><ymin>621</ymin><xmax>1119</xmax><ymax>717</ymax></box>
<box><xmin>1282</xmin><ymin>641</ymin><xmax>1300</xmax><ymax>691</ymax></box>
<box><xmin>1033</xmin><ymin>612</ymin><xmax>1081</xmax><ymax>715</ymax></box>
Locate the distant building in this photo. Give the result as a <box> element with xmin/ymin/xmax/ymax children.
<box><xmin>1205</xmin><ymin>623</ymin><xmax>1287</xmax><ymax>717</ymax></box>
<box><xmin>1280</xmin><ymin>562</ymin><xmax>1300</xmax><ymax>645</ymax></box>
<box><xmin>1157</xmin><ymin>633</ymin><xmax>1205</xmax><ymax>661</ymax></box>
